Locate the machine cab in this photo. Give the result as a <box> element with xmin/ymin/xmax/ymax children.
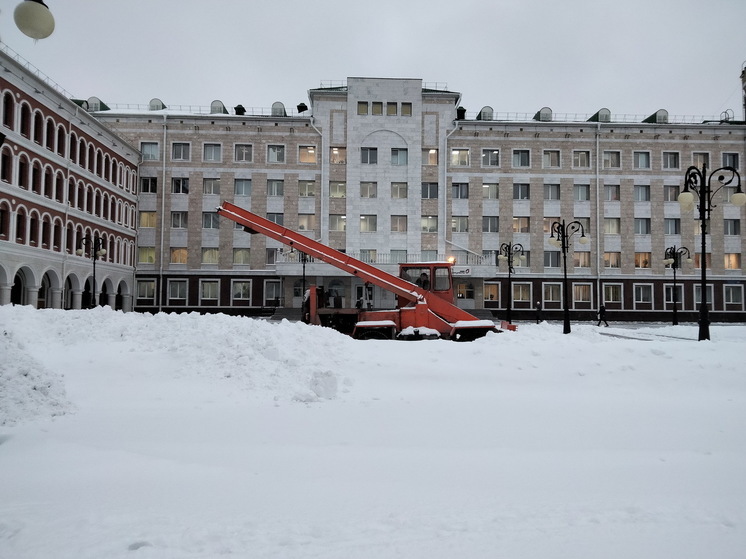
<box><xmin>397</xmin><ymin>262</ymin><xmax>455</xmax><ymax>306</ymax></box>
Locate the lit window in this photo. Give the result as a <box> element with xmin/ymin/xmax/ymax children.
<box><xmin>421</xmin><ymin>216</ymin><xmax>438</xmax><ymax>232</ymax></box>
<box><xmin>170</xmin><ymin>248</ymin><xmax>187</xmax><ymax>264</ymax></box>
<box><xmin>139</xmin><ymin>211</ymin><xmax>156</xmax><ymax>228</ymax></box>
<box><xmin>512</xmin><ymin>217</ymin><xmax>530</xmax><ymax>233</ymax></box>
<box><xmin>423</xmin><ymin>149</ymin><xmax>438</xmax><ymax>165</ymax></box>
<box><xmin>450</xmin><ymin>149</ymin><xmax>469</xmax><ymax>166</ymax></box>
<box><xmin>634</xmin><ymin>252</ymin><xmax>651</xmax><ymax>268</ymax></box>
<box><xmin>299</xmin><ymin>180</ymin><xmax>316</xmax><ymax>197</ymax></box>
<box><xmin>360</xmin><ymin>182</ymin><xmax>377</xmax><ymax>198</ymax></box>
<box><xmin>724</xmin><ymin>253</ymin><xmax>741</xmax><ymax>270</ymax></box>
<box><xmin>360</xmin><ymin>215</ymin><xmax>377</xmax><ymax>232</ymax></box>
<box><xmin>299</xmin><ymin>146</ymin><xmax>316</xmax><ymax>164</ymax></box>
<box><xmin>330</xmin><ymin>147</ymin><xmax>346</xmax><ymax>164</ymax></box>
<box><xmin>451</xmin><ymin>216</ymin><xmax>468</xmax><ymax>232</ymax></box>
<box><xmin>391</xmin><ymin>182</ymin><xmax>408</xmax><ymax>199</ymax></box>
<box><xmin>573</xmin><ymin>284</ymin><xmax>591</xmax><ymax>301</ymax></box>
<box><xmin>329</xmin><ymin>214</ymin><xmax>346</xmax><ymax>231</ymax></box>
<box><xmin>138</xmin><ymin>247</ymin><xmax>155</xmax><ymax>264</ymax></box>
<box><xmin>298</xmin><ymin>214</ymin><xmax>316</xmax><ymax>231</ymax></box>
<box><xmin>330</xmin><ymin>181</ymin><xmax>346</xmax><ymax>198</ymax></box>
<box><xmin>202</xmin><ymin>248</ymin><xmax>219</xmax><ymax>264</ymax></box>
<box><xmin>604</xmin><ymin>252</ymin><xmax>621</xmax><ymax>268</ymax></box>
<box><xmin>573</xmin><ymin>252</ymin><xmax>591</xmax><ymax>268</ymax></box>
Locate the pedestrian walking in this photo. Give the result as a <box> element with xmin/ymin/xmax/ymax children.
<box><xmin>535</xmin><ymin>301</ymin><xmax>542</xmax><ymax>324</ymax></box>
<box><xmin>597</xmin><ymin>305</ymin><xmax>609</xmax><ymax>327</ymax></box>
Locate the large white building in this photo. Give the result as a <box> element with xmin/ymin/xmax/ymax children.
<box><xmin>2</xmin><ymin>44</ymin><xmax>745</xmax><ymax>323</ymax></box>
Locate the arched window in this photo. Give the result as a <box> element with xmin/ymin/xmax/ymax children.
<box><xmin>55</xmin><ymin>172</ymin><xmax>64</xmax><ymax>202</ymax></box>
<box><xmin>20</xmin><ymin>104</ymin><xmax>31</xmax><ymax>137</ymax></box>
<box><xmin>2</xmin><ymin>92</ymin><xmax>15</xmax><ymax>129</ymax></box>
<box><xmin>69</xmin><ymin>133</ymin><xmax>78</xmax><ymax>164</ymax></box>
<box><xmin>45</xmin><ymin>118</ymin><xmax>55</xmax><ymax>150</ymax></box>
<box><xmin>0</xmin><ymin>147</ymin><xmax>12</xmax><ymax>183</ymax></box>
<box><xmin>31</xmin><ymin>161</ymin><xmax>42</xmax><ymax>194</ymax></box>
<box><xmin>43</xmin><ymin>167</ymin><xmax>53</xmax><ymax>198</ymax></box>
<box><xmin>56</xmin><ymin>125</ymin><xmax>66</xmax><ymax>156</ymax></box>
<box><xmin>18</xmin><ymin>155</ymin><xmax>29</xmax><ymax>189</ymax></box>
<box><xmin>33</xmin><ymin>112</ymin><xmax>44</xmax><ymax>144</ymax></box>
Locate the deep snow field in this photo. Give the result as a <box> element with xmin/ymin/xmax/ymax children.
<box><xmin>1</xmin><ymin>304</ymin><xmax>745</xmax><ymax>559</ymax></box>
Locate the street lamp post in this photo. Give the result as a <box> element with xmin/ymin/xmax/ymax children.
<box><xmin>679</xmin><ymin>164</ymin><xmax>745</xmax><ymax>340</ymax></box>
<box><xmin>549</xmin><ymin>219</ymin><xmax>590</xmax><ymax>334</ymax></box>
<box><xmin>76</xmin><ymin>235</ymin><xmax>106</xmax><ymax>309</ymax></box>
<box><xmin>497</xmin><ymin>242</ymin><xmax>525</xmax><ymax>324</ymax></box>
<box><xmin>663</xmin><ymin>245</ymin><xmax>691</xmax><ymax>326</ymax></box>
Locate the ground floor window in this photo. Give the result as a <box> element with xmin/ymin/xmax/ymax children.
<box><xmin>200</xmin><ymin>280</ymin><xmax>219</xmax><ymax>301</ymax></box>
<box><xmin>573</xmin><ymin>284</ymin><xmax>592</xmax><ymax>303</ymax></box>
<box><xmin>232</xmin><ymin>280</ymin><xmax>251</xmax><ymax>303</ymax></box>
<box><xmin>724</xmin><ymin>285</ymin><xmax>743</xmax><ymax>304</ymax></box>
<box><xmin>137</xmin><ymin>280</ymin><xmax>155</xmax><ymax>303</ymax></box>
<box><xmin>484</xmin><ymin>282</ymin><xmax>499</xmax><ymax>303</ymax></box>
<box><xmin>543</xmin><ymin>283</ymin><xmax>562</xmax><ymax>303</ymax></box>
<box><xmin>264</xmin><ymin>279</ymin><xmax>282</xmax><ymax>306</ymax></box>
<box><xmin>634</xmin><ymin>284</ymin><xmax>653</xmax><ymax>304</ymax></box>
<box><xmin>604</xmin><ymin>284</ymin><xmax>622</xmax><ymax>303</ymax></box>
<box><xmin>664</xmin><ymin>285</ymin><xmax>684</xmax><ymax>304</ymax></box>
<box><xmin>513</xmin><ymin>283</ymin><xmax>531</xmax><ymax>302</ymax></box>
<box><xmin>168</xmin><ymin>280</ymin><xmax>187</xmax><ymax>303</ymax></box>
<box><xmin>694</xmin><ymin>285</ymin><xmax>714</xmax><ymax>306</ymax></box>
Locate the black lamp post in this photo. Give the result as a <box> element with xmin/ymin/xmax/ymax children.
<box><xmin>679</xmin><ymin>164</ymin><xmax>745</xmax><ymax>340</ymax></box>
<box><xmin>549</xmin><ymin>219</ymin><xmax>590</xmax><ymax>334</ymax></box>
<box><xmin>663</xmin><ymin>245</ymin><xmax>691</xmax><ymax>326</ymax></box>
<box><xmin>76</xmin><ymin>234</ymin><xmax>106</xmax><ymax>308</ymax></box>
<box><xmin>497</xmin><ymin>242</ymin><xmax>525</xmax><ymax>324</ymax></box>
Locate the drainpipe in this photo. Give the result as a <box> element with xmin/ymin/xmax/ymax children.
<box><xmin>158</xmin><ymin>114</ymin><xmax>167</xmax><ymax>312</ymax></box>
<box><xmin>595</xmin><ymin>120</ymin><xmax>602</xmax><ymax>308</ymax></box>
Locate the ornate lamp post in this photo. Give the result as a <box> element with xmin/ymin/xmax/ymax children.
<box><xmin>497</xmin><ymin>242</ymin><xmax>525</xmax><ymax>324</ymax></box>
<box><xmin>549</xmin><ymin>220</ymin><xmax>590</xmax><ymax>334</ymax></box>
<box><xmin>76</xmin><ymin>235</ymin><xmax>106</xmax><ymax>308</ymax></box>
<box><xmin>679</xmin><ymin>164</ymin><xmax>745</xmax><ymax>340</ymax></box>
<box><xmin>663</xmin><ymin>245</ymin><xmax>691</xmax><ymax>326</ymax></box>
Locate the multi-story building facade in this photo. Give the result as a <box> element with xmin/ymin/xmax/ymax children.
<box><xmin>93</xmin><ymin>75</ymin><xmax>745</xmax><ymax>322</ymax></box>
<box><xmin>2</xmin><ymin>42</ymin><xmax>744</xmax><ymax>322</ymax></box>
<box><xmin>0</xmin><ymin>47</ymin><xmax>140</xmax><ymax>310</ymax></box>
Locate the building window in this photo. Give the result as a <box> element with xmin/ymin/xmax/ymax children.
<box><xmin>573</xmin><ymin>284</ymin><xmax>591</xmax><ymax>302</ymax></box>
<box><xmin>634</xmin><ymin>285</ymin><xmax>653</xmax><ymax>303</ymax></box>
<box><xmin>298</xmin><ymin>214</ymin><xmax>316</xmax><ymax>231</ymax></box>
<box><xmin>232</xmin><ymin>280</ymin><xmax>251</xmax><ymax>302</ymax></box>
<box><xmin>171</xmin><ymin>211</ymin><xmax>188</xmax><ymax>228</ymax></box>
<box><xmin>451</xmin><ymin>216</ymin><xmax>468</xmax><ymax>233</ymax></box>
<box><xmin>604</xmin><ymin>252</ymin><xmax>621</xmax><ymax>268</ymax></box>
<box><xmin>202</xmin><ymin>212</ymin><xmax>220</xmax><ymax>229</ymax></box>
<box><xmin>544</xmin><ymin>183</ymin><xmax>560</xmax><ymax>200</ymax></box>
<box><xmin>450</xmin><ymin>149</ymin><xmax>470</xmax><ymax>166</ymax></box>
<box><xmin>544</xmin><ymin>283</ymin><xmax>562</xmax><ymax>303</ymax></box>
<box><xmin>635</xmin><ymin>252</ymin><xmax>651</xmax><ymax>269</ymax></box>
<box><xmin>391</xmin><ymin>249</ymin><xmax>408</xmax><ymax>263</ymax></box>
<box><xmin>169</xmin><ymin>280</ymin><xmax>188</xmax><ymax>300</ymax></box>
<box><xmin>391</xmin><ymin>182</ymin><xmax>408</xmax><ymax>199</ymax></box>
<box><xmin>401</xmin><ymin>103</ymin><xmax>412</xmax><ymax>116</ymax></box>
<box><xmin>513</xmin><ymin>183</ymin><xmax>530</xmax><ymax>200</ymax></box>
<box><xmin>543</xmin><ymin>217</ymin><xmax>560</xmax><ymax>233</ymax></box>
<box><xmin>203</xmin><ymin>178</ymin><xmax>220</xmax><ymax>195</ymax></box>
<box><xmin>482</xmin><ymin>149</ymin><xmax>500</xmax><ymax>166</ymax></box>
<box><xmin>573</xmin><ymin>252</ymin><xmax>591</xmax><ymax>268</ymax></box>
<box><xmin>299</xmin><ymin>180</ymin><xmax>316</xmax><ymax>197</ymax></box>
<box><xmin>203</xmin><ymin>143</ymin><xmax>221</xmax><ymax>162</ymax></box>
<box><xmin>266</xmin><ymin>248</ymin><xmax>279</xmax><ymax>266</ymax></box>
<box><xmin>482</xmin><ymin>216</ymin><xmax>499</xmax><ymax>233</ymax></box>
<box><xmin>360</xmin><ymin>249</ymin><xmax>378</xmax><ymax>263</ymax></box>
<box><xmin>513</xmin><ymin>283</ymin><xmax>531</xmax><ymax>302</ymax></box>
<box><xmin>423</xmin><ymin>149</ymin><xmax>438</xmax><ymax>165</ymax></box>
<box><xmin>267</xmin><ymin>213</ymin><xmax>284</xmax><ymax>226</ymax></box>
<box><xmin>543</xmin><ymin>150</ymin><xmax>560</xmax><ymax>168</ymax></box>
<box><xmin>512</xmin><ymin>217</ymin><xmax>530</xmax><ymax>233</ymax></box>
<box><xmin>361</xmin><ymin>147</ymin><xmax>378</xmax><ymax>164</ymax></box>
<box><xmin>483</xmin><ymin>183</ymin><xmax>498</xmax><ymax>199</ymax></box>
<box><xmin>604</xmin><ymin>184</ymin><xmax>620</xmax><ymax>201</ymax></box>
<box><xmin>452</xmin><ymin>182</ymin><xmax>469</xmax><ymax>199</ymax></box>
<box><xmin>233</xmin><ymin>248</ymin><xmax>250</xmax><ymax>265</ymax></box>
<box><xmin>331</xmin><ymin>147</ymin><xmax>346</xmax><ymax>164</ymax></box>
<box><xmin>200</xmin><ymin>280</ymin><xmax>219</xmax><ymax>301</ymax></box>
<box><xmin>202</xmin><ymin>248</ymin><xmax>219</xmax><ymax>264</ymax></box>
<box><xmin>234</xmin><ymin>179</ymin><xmax>251</xmax><ymax>196</ymax></box>
<box><xmin>235</xmin><ymin>144</ymin><xmax>252</xmax><ymax>162</ymax></box>
<box><xmin>264</xmin><ymin>280</ymin><xmax>282</xmax><ymax>306</ymax></box>
<box><xmin>360</xmin><ymin>215</ymin><xmax>377</xmax><ymax>232</ymax></box>
<box><xmin>574</xmin><ymin>184</ymin><xmax>590</xmax><ymax>201</ymax></box>
<box><xmin>357</xmin><ymin>101</ymin><xmax>368</xmax><ymax>115</ymax></box>
<box><xmin>633</xmin><ymin>151</ymin><xmax>651</xmax><ymax>169</ymax></box>
<box><xmin>512</xmin><ymin>149</ymin><xmax>530</xmax><ymax>167</ymax></box>
<box><xmin>422</xmin><ymin>182</ymin><xmax>438</xmax><ymax>199</ymax></box>
<box><xmin>603</xmin><ymin>151</ymin><xmax>621</xmax><ymax>169</ymax></box>
<box><xmin>694</xmin><ymin>253</ymin><xmax>711</xmax><ymax>269</ymax></box>
<box><xmin>665</xmin><ymin>285</ymin><xmax>684</xmax><ymax>304</ymax></box>
<box><xmin>137</xmin><ymin>280</ymin><xmax>156</xmax><ymax>301</ymax></box>
<box><xmin>172</xmin><ymin>177</ymin><xmax>189</xmax><ymax>194</ymax></box>
<box><xmin>421</xmin><ymin>216</ymin><xmax>438</xmax><ymax>233</ymax></box>
<box><xmin>360</xmin><ymin>181</ymin><xmax>377</xmax><ymax>198</ymax></box>
<box><xmin>391</xmin><ymin>148</ymin><xmax>408</xmax><ymax>165</ymax></box>
<box><xmin>634</xmin><ymin>184</ymin><xmax>650</xmax><ymax>201</ymax></box>
<box><xmin>724</xmin><ymin>253</ymin><xmax>741</xmax><ymax>270</ymax></box>
<box><xmin>330</xmin><ymin>181</ymin><xmax>346</xmax><ymax>198</ymax></box>
<box><xmin>484</xmin><ymin>282</ymin><xmax>500</xmax><ymax>303</ymax></box>
<box><xmin>723</xmin><ymin>153</ymin><xmax>739</xmax><ymax>169</ymax></box>
<box><xmin>268</xmin><ymin>145</ymin><xmax>285</xmax><ymax>163</ymax></box>
<box><xmin>663</xmin><ymin>151</ymin><xmax>680</xmax><ymax>169</ymax></box>
<box><xmin>725</xmin><ymin>285</ymin><xmax>743</xmax><ymax>304</ymax></box>
<box><xmin>267</xmin><ymin>179</ymin><xmax>284</xmax><ymax>196</ymax></box>
<box><xmin>171</xmin><ymin>142</ymin><xmax>190</xmax><ymax>161</ymax></box>
<box><xmin>664</xmin><ymin>218</ymin><xmax>680</xmax><ymax>235</ymax></box>
<box><xmin>604</xmin><ymin>284</ymin><xmax>622</xmax><ymax>303</ymax></box>
<box><xmin>138</xmin><ymin>247</ymin><xmax>155</xmax><ymax>264</ymax></box>
<box><xmin>634</xmin><ymin>218</ymin><xmax>651</xmax><ymax>235</ymax></box>
<box><xmin>139</xmin><ymin>211</ymin><xmax>157</xmax><ymax>228</ymax></box>
<box><xmin>693</xmin><ymin>152</ymin><xmax>709</xmax><ymax>168</ymax></box>
<box><xmin>573</xmin><ymin>150</ymin><xmax>590</xmax><ymax>168</ymax></box>
<box><xmin>455</xmin><ymin>282</ymin><xmax>475</xmax><ymax>300</ymax></box>
<box><xmin>391</xmin><ymin>215</ymin><xmax>408</xmax><ymax>232</ymax></box>
<box><xmin>329</xmin><ymin>214</ymin><xmax>346</xmax><ymax>231</ymax></box>
<box><xmin>664</xmin><ymin>185</ymin><xmax>680</xmax><ymax>201</ymax></box>
<box><xmin>299</xmin><ymin>146</ymin><xmax>316</xmax><ymax>164</ymax></box>
<box><xmin>575</xmin><ymin>217</ymin><xmax>590</xmax><ymax>233</ymax></box>
<box><xmin>371</xmin><ymin>101</ymin><xmax>383</xmax><ymax>115</ymax></box>
<box><xmin>694</xmin><ymin>284</ymin><xmax>713</xmax><ymax>305</ymax></box>
<box><xmin>385</xmin><ymin>102</ymin><xmax>396</xmax><ymax>116</ymax></box>
<box><xmin>170</xmin><ymin>248</ymin><xmax>187</xmax><ymax>264</ymax></box>
<box><xmin>544</xmin><ymin>251</ymin><xmax>561</xmax><ymax>268</ymax></box>
<box><xmin>140</xmin><ymin>177</ymin><xmax>157</xmax><ymax>194</ymax></box>
<box><xmin>141</xmin><ymin>142</ymin><xmax>159</xmax><ymax>161</ymax></box>
<box><xmin>724</xmin><ymin>219</ymin><xmax>741</xmax><ymax>235</ymax></box>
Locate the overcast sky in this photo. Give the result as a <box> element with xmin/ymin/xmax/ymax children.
<box><xmin>2</xmin><ymin>0</ymin><xmax>745</xmax><ymax>119</ymax></box>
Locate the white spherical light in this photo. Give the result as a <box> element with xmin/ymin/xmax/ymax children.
<box><xmin>14</xmin><ymin>1</ymin><xmax>55</xmax><ymax>40</ymax></box>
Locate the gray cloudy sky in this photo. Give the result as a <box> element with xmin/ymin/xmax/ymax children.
<box><xmin>2</xmin><ymin>0</ymin><xmax>745</xmax><ymax>119</ymax></box>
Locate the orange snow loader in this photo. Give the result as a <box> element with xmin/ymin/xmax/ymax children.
<box><xmin>216</xmin><ymin>202</ymin><xmax>497</xmax><ymax>341</ymax></box>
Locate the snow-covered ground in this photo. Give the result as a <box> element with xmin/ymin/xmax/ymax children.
<box><xmin>1</xmin><ymin>305</ymin><xmax>744</xmax><ymax>559</ymax></box>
